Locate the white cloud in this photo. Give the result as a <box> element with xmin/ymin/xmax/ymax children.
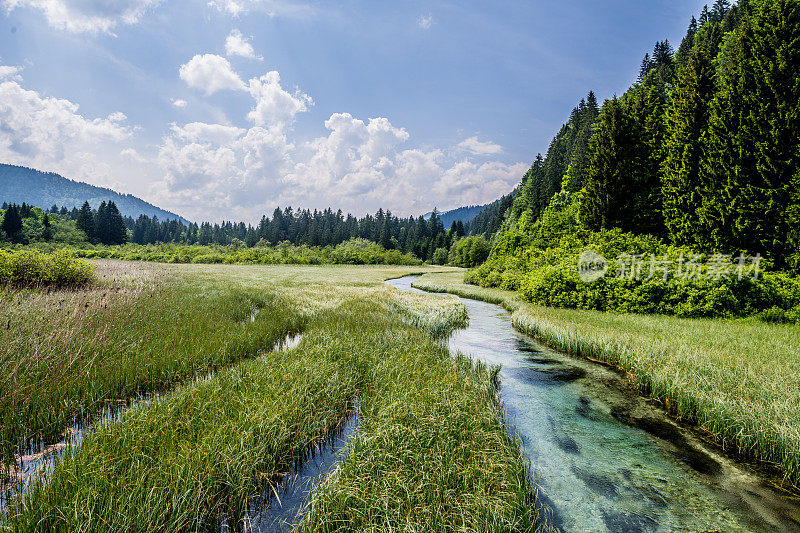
<box><xmin>207</xmin><ymin>0</ymin><xmax>315</xmax><ymax>18</ymax></box>
<box><xmin>152</xmin><ymin>104</ymin><xmax>524</xmax><ymax>222</ymax></box>
<box><xmin>120</xmin><ymin>147</ymin><xmax>146</xmax><ymax>163</ymax></box>
<box><xmin>0</xmin><ymin>61</ymin><xmax>524</xmax><ymax>223</ymax></box>
<box><xmin>179</xmin><ymin>54</ymin><xmax>245</xmax><ymax>95</ymax></box>
<box><xmin>457</xmin><ymin>136</ymin><xmax>503</xmax><ymax>155</ymax></box>
<box><xmin>246</xmin><ymin>71</ymin><xmax>312</xmax><ymax>129</ymax></box>
<box><xmin>1</xmin><ymin>0</ymin><xmax>161</xmax><ymax>33</ymax></box>
<box><xmin>107</xmin><ymin>111</ymin><xmax>127</xmax><ymax>122</ymax></box>
<box><xmin>225</xmin><ymin>29</ymin><xmax>262</xmax><ymax>60</ymax></box>
<box><xmin>171</xmin><ymin>98</ymin><xmax>188</xmax><ymax>108</ymax></box>
<box><xmin>0</xmin><ymin>65</ymin><xmax>22</xmax><ymax>80</ymax></box>
<box><xmin>418</xmin><ymin>13</ymin><xmax>433</xmax><ymax>30</ymax></box>
<box><xmin>0</xmin><ymin>64</ymin><xmax>134</xmax><ymax>189</ymax></box>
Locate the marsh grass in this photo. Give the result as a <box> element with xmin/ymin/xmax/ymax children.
<box><xmin>0</xmin><ymin>261</ymin><xmax>304</xmax><ymax>463</ymax></box>
<box><xmin>415</xmin><ymin>271</ymin><xmax>800</xmax><ymax>489</ymax></box>
<box><xmin>5</xmin><ymin>308</ymin><xmax>361</xmax><ymax>532</ymax></box>
<box><xmin>3</xmin><ymin>263</ymin><xmax>535</xmax><ymax>531</ymax></box>
<box><xmin>301</xmin><ymin>339</ymin><xmax>535</xmax><ymax>532</ymax></box>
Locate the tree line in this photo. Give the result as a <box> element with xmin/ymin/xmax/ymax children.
<box><xmin>507</xmin><ymin>0</ymin><xmax>800</xmax><ymax>271</ymax></box>
<box><xmin>128</xmin><ymin>207</ymin><xmax>470</xmax><ymax>262</ymax></box>
<box><xmin>2</xmin><ymin>201</ymin><xmax>488</xmax><ymax>263</ymax></box>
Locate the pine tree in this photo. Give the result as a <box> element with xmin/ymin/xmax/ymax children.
<box><xmin>701</xmin><ymin>0</ymin><xmax>800</xmax><ymax>267</ymax></box>
<box><xmin>661</xmin><ymin>42</ymin><xmax>716</xmax><ymax>247</ymax></box>
<box><xmin>580</xmin><ymin>97</ymin><xmax>640</xmax><ymax>231</ymax></box>
<box><xmin>1</xmin><ymin>204</ymin><xmax>23</xmax><ymax>243</ymax></box>
<box><xmin>631</xmin><ymin>80</ymin><xmax>668</xmax><ymax>236</ymax></box>
<box><xmin>675</xmin><ymin>17</ymin><xmax>699</xmax><ymax>68</ymax></box>
<box><xmin>712</xmin><ymin>0</ymin><xmax>731</xmax><ymax>21</ymax></box>
<box><xmin>700</xmin><ymin>5</ymin><xmax>710</xmax><ymax>25</ymax></box>
<box><xmin>106</xmin><ymin>202</ymin><xmax>128</xmax><ymax>245</ymax></box>
<box><xmin>95</xmin><ymin>201</ymin><xmax>109</xmax><ymax>244</ymax></box>
<box><xmin>638</xmin><ymin>53</ymin><xmax>652</xmax><ymax>82</ymax></box>
<box><xmin>380</xmin><ymin>215</ymin><xmax>392</xmax><ymax>249</ymax></box>
<box><xmin>42</xmin><ymin>212</ymin><xmax>53</xmax><ymax>242</ymax></box>
<box><xmin>76</xmin><ymin>201</ymin><xmax>95</xmax><ymax>242</ymax></box>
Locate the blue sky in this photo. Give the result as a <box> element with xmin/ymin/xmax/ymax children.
<box><xmin>0</xmin><ymin>0</ymin><xmax>709</xmax><ymax>222</ymax></box>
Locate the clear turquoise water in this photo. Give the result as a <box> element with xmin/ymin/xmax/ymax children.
<box><xmin>388</xmin><ymin>276</ymin><xmax>800</xmax><ymax>533</ymax></box>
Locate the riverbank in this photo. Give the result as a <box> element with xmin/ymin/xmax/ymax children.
<box><xmin>413</xmin><ymin>271</ymin><xmax>800</xmax><ymax>491</ymax></box>
<box><xmin>2</xmin><ymin>262</ymin><xmax>535</xmax><ymax>531</ymax></box>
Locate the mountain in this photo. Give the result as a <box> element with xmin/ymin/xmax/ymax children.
<box><xmin>0</xmin><ymin>164</ymin><xmax>189</xmax><ymax>224</ymax></box>
<box><xmin>424</xmin><ymin>203</ymin><xmax>492</xmax><ymax>227</ymax></box>
<box><xmin>466</xmin><ymin>192</ymin><xmax>516</xmax><ymax>237</ymax></box>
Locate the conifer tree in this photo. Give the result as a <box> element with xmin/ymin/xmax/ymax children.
<box><xmin>662</xmin><ymin>43</ymin><xmax>716</xmax><ymax>247</ymax></box>
<box><xmin>700</xmin><ymin>5</ymin><xmax>710</xmax><ymax>25</ymax></box>
<box><xmin>42</xmin><ymin>212</ymin><xmax>53</xmax><ymax>242</ymax></box>
<box><xmin>638</xmin><ymin>54</ymin><xmax>653</xmax><ymax>83</ymax></box>
<box><xmin>703</xmin><ymin>0</ymin><xmax>800</xmax><ymax>267</ymax></box>
<box><xmin>76</xmin><ymin>201</ymin><xmax>95</xmax><ymax>242</ymax></box>
<box><xmin>712</xmin><ymin>0</ymin><xmax>731</xmax><ymax>21</ymax></box>
<box><xmin>106</xmin><ymin>202</ymin><xmax>128</xmax><ymax>245</ymax></box>
<box><xmin>95</xmin><ymin>201</ymin><xmax>109</xmax><ymax>244</ymax></box>
<box><xmin>1</xmin><ymin>204</ymin><xmax>23</xmax><ymax>243</ymax></box>
<box><xmin>580</xmin><ymin>97</ymin><xmax>640</xmax><ymax>231</ymax></box>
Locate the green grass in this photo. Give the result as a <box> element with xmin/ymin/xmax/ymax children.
<box><xmin>301</xmin><ymin>336</ymin><xmax>534</xmax><ymax>531</ymax></box>
<box><xmin>2</xmin><ymin>263</ymin><xmax>535</xmax><ymax>531</ymax></box>
<box><xmin>0</xmin><ymin>261</ymin><xmax>304</xmax><ymax>463</ymax></box>
<box><xmin>414</xmin><ymin>271</ymin><xmax>800</xmax><ymax>489</ymax></box>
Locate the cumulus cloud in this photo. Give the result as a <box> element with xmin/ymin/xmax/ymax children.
<box><xmin>246</xmin><ymin>71</ymin><xmax>312</xmax><ymax>129</ymax></box>
<box><xmin>225</xmin><ymin>29</ymin><xmax>262</xmax><ymax>60</ymax></box>
<box><xmin>457</xmin><ymin>136</ymin><xmax>503</xmax><ymax>155</ymax></box>
<box><xmin>171</xmin><ymin>98</ymin><xmax>188</xmax><ymax>108</ymax></box>
<box><xmin>0</xmin><ymin>64</ymin><xmax>134</xmax><ymax>189</ymax></box>
<box><xmin>418</xmin><ymin>13</ymin><xmax>433</xmax><ymax>29</ymax></box>
<box><xmin>152</xmin><ymin>104</ymin><xmax>523</xmax><ymax>221</ymax></box>
<box><xmin>0</xmin><ymin>65</ymin><xmax>22</xmax><ymax>80</ymax></box>
<box><xmin>0</xmin><ymin>60</ymin><xmax>524</xmax><ymax>222</ymax></box>
<box><xmin>1</xmin><ymin>0</ymin><xmax>161</xmax><ymax>33</ymax></box>
<box><xmin>179</xmin><ymin>54</ymin><xmax>245</xmax><ymax>95</ymax></box>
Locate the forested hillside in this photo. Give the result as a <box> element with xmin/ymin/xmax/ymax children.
<box><xmin>425</xmin><ymin>204</ymin><xmax>490</xmax><ymax>228</ymax></box>
<box><xmin>0</xmin><ymin>164</ymin><xmax>189</xmax><ymax>224</ymax></box>
<box><xmin>471</xmin><ymin>0</ymin><xmax>800</xmax><ymax>320</ymax></box>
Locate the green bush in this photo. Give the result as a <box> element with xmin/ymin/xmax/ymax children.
<box><xmin>0</xmin><ymin>249</ymin><xmax>94</xmax><ymax>287</ymax></box>
<box><xmin>448</xmin><ymin>236</ymin><xmax>491</xmax><ymax>267</ymax></box>
<box><xmin>18</xmin><ymin>239</ymin><xmax>422</xmax><ymax>267</ymax></box>
<box><xmin>470</xmin><ymin>193</ymin><xmax>800</xmax><ymax>319</ymax></box>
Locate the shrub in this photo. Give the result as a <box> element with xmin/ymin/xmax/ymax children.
<box><xmin>470</xmin><ymin>193</ymin><xmax>800</xmax><ymax>319</ymax></box>
<box><xmin>0</xmin><ymin>249</ymin><xmax>94</xmax><ymax>287</ymax></box>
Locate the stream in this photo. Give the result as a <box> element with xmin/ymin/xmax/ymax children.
<box><xmin>387</xmin><ymin>276</ymin><xmax>800</xmax><ymax>533</ymax></box>
<box><xmin>0</xmin><ymin>331</ymin><xmax>305</xmax><ymax>514</ymax></box>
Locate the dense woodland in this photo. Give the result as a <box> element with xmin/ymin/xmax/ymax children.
<box><xmin>472</xmin><ymin>0</ymin><xmax>800</xmax><ymax>320</ymax></box>
<box><xmin>0</xmin><ymin>201</ymin><xmax>493</xmax><ymax>265</ymax></box>
<box><xmin>504</xmin><ymin>0</ymin><xmax>799</xmax><ymax>267</ymax></box>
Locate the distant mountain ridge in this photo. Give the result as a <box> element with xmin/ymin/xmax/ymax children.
<box><xmin>0</xmin><ymin>164</ymin><xmax>189</xmax><ymax>224</ymax></box>
<box><xmin>423</xmin><ymin>203</ymin><xmax>492</xmax><ymax>227</ymax></box>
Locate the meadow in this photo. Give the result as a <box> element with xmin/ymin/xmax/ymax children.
<box><xmin>414</xmin><ymin>271</ymin><xmax>800</xmax><ymax>489</ymax></box>
<box><xmin>1</xmin><ymin>261</ymin><xmax>535</xmax><ymax>532</ymax></box>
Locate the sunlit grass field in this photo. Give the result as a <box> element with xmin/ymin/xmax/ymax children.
<box><xmin>1</xmin><ymin>262</ymin><xmax>535</xmax><ymax>531</ymax></box>
<box><xmin>414</xmin><ymin>271</ymin><xmax>800</xmax><ymax>489</ymax></box>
